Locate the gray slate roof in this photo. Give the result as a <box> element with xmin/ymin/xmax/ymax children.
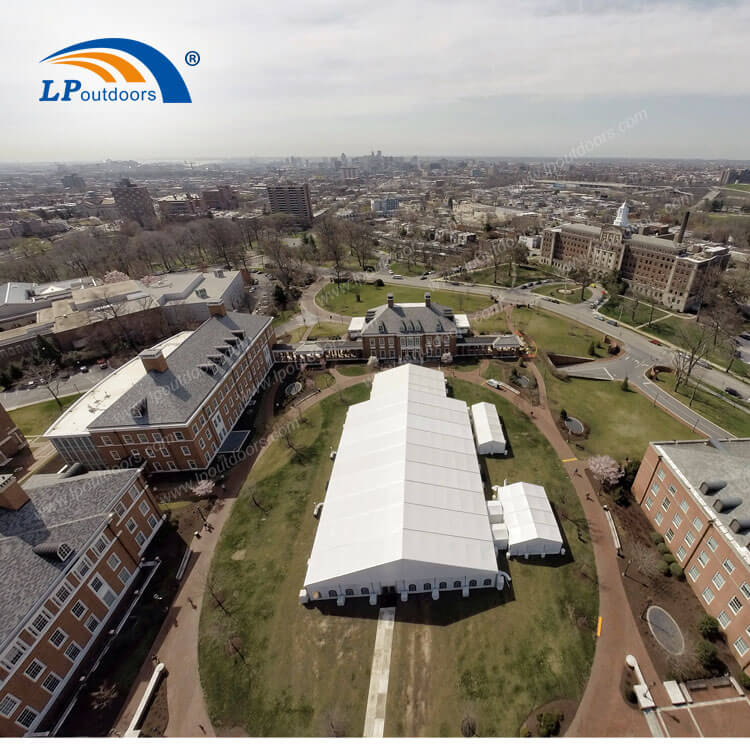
<box><xmin>0</xmin><ymin>469</ymin><xmax>139</xmax><ymax>645</ymax></box>
<box><xmin>361</xmin><ymin>301</ymin><xmax>457</xmax><ymax>336</ymax></box>
<box><xmin>88</xmin><ymin>311</ymin><xmax>272</xmax><ymax>429</ymax></box>
<box><xmin>657</xmin><ymin>439</ymin><xmax>750</xmax><ymax>554</ymax></box>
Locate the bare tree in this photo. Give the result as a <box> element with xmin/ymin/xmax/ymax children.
<box><xmin>317</xmin><ymin>216</ymin><xmax>347</xmax><ymax>284</ymax></box>
<box><xmin>672</xmin><ymin>325</ymin><xmax>712</xmax><ymax>392</ymax></box>
<box><xmin>569</xmin><ymin>259</ymin><xmax>594</xmax><ymax>301</ymax></box>
<box><xmin>37</xmin><ymin>362</ymin><xmax>64</xmax><ymax>409</ymax></box>
<box><xmin>342</xmin><ymin>221</ymin><xmax>374</xmax><ymax>271</ymax></box>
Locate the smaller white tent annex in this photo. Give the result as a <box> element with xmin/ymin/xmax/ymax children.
<box><xmin>471</xmin><ymin>401</ymin><xmax>507</xmax><ymax>455</ymax></box>
<box><xmin>490</xmin><ymin>482</ymin><xmax>564</xmax><ymax>558</ymax></box>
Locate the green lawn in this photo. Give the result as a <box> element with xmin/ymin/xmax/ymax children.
<box><xmin>599</xmin><ymin>296</ymin><xmax>670</xmax><ymax>327</ymax></box>
<box><xmin>534</xmin><ymin>283</ymin><xmax>593</xmax><ymax>304</ymax></box>
<box><xmin>315</xmin><ymin>283</ymin><xmax>491</xmax><ymax>316</ymax></box>
<box><xmin>471</xmin><ymin>311</ymin><xmax>510</xmax><ymax>335</ymax></box>
<box><xmin>9</xmin><ymin>393</ymin><xmax>80</xmax><ymax>436</ymax></box>
<box><xmin>200</xmin><ymin>384</ymin><xmax>379</xmax><ymax>736</ymax></box>
<box><xmin>652</xmin><ymin>371</ymin><xmax>750</xmax><ymax>437</ymax></box>
<box><xmin>389</xmin><ymin>261</ymin><xmax>428</xmax><ymax>276</ymax></box>
<box><xmin>385</xmin><ymin>379</ymin><xmax>597</xmax><ymax>737</ymax></box>
<box><xmin>336</xmin><ymin>364</ymin><xmax>369</xmax><ymax>377</ymax></box>
<box><xmin>307</xmin><ymin>321</ymin><xmax>348</xmax><ymax>340</ymax></box>
<box><xmin>466</xmin><ymin>263</ymin><xmax>555</xmax><ymax>288</ymax></box>
<box><xmin>278</xmin><ymin>326</ymin><xmax>307</xmax><ymax>345</ymax></box>
<box><xmin>514</xmin><ymin>307</ymin><xmax>604</xmax><ymax>358</ymax></box>
<box><xmin>312</xmin><ymin>371</ymin><xmax>335</xmax><ymax>391</ymax></box>
<box><xmin>272</xmin><ymin>306</ymin><xmax>300</xmax><ymax>328</ymax></box>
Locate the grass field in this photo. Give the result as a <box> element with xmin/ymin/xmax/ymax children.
<box><xmin>384</xmin><ymin>379</ymin><xmax>597</xmax><ymax>737</ymax></box>
<box><xmin>599</xmin><ymin>296</ymin><xmax>668</xmax><ymax>327</ymax></box>
<box><xmin>652</xmin><ymin>371</ymin><xmax>750</xmax><ymax>437</ymax></box>
<box><xmin>468</xmin><ymin>263</ymin><xmax>556</xmax><ymax>288</ymax></box>
<box><xmin>307</xmin><ymin>321</ymin><xmax>349</xmax><ymax>340</ymax></box>
<box><xmin>315</xmin><ymin>282</ymin><xmax>491</xmax><ymax>316</ymax></box>
<box><xmin>9</xmin><ymin>393</ymin><xmax>80</xmax><ymax>436</ymax></box>
<box><xmin>278</xmin><ymin>326</ymin><xmax>307</xmax><ymax>345</ymax></box>
<box><xmin>471</xmin><ymin>311</ymin><xmax>510</xmax><ymax>335</ymax></box>
<box><xmin>200</xmin><ymin>384</ymin><xmax>379</xmax><ymax>736</ymax></box>
<box><xmin>534</xmin><ymin>283</ymin><xmax>593</xmax><ymax>304</ymax></box>
<box><xmin>514</xmin><ymin>307</ymin><xmax>603</xmax><ymax>358</ymax></box>
<box><xmin>335</xmin><ymin>364</ymin><xmax>369</xmax><ymax>377</ymax></box>
<box><xmin>272</xmin><ymin>306</ymin><xmax>299</xmax><ymax>328</ymax></box>
<box><xmin>389</xmin><ymin>261</ymin><xmax>428</xmax><ymax>276</ymax></box>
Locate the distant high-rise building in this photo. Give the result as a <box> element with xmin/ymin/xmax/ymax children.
<box><xmin>721</xmin><ymin>168</ymin><xmax>750</xmax><ymax>185</ymax></box>
<box><xmin>266</xmin><ymin>183</ymin><xmax>313</xmax><ymax>227</ymax></box>
<box><xmin>111</xmin><ymin>179</ymin><xmax>158</xmax><ymax>229</ymax></box>
<box><xmin>201</xmin><ymin>185</ymin><xmax>239</xmax><ymax>211</ymax></box>
<box><xmin>61</xmin><ymin>173</ymin><xmax>86</xmax><ymax>191</ymax></box>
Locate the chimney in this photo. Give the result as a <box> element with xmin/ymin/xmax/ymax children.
<box><xmin>676</xmin><ymin>211</ymin><xmax>690</xmax><ymax>244</ymax></box>
<box><xmin>139</xmin><ymin>347</ymin><xmax>168</xmax><ymax>373</ymax></box>
<box><xmin>424</xmin><ymin>292</ymin><xmax>431</xmax><ymax>308</ymax></box>
<box><xmin>0</xmin><ymin>474</ymin><xmax>30</xmax><ymax>511</ymax></box>
<box><xmin>387</xmin><ymin>293</ymin><xmax>394</xmax><ymax>309</ymax></box>
<box><xmin>207</xmin><ymin>299</ymin><xmax>226</xmax><ymax>317</ymax></box>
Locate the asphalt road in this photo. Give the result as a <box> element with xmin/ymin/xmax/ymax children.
<box><xmin>0</xmin><ymin>368</ymin><xmax>112</xmax><ymax>411</ymax></box>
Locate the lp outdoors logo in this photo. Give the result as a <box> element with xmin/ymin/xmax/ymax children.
<box><xmin>39</xmin><ymin>37</ymin><xmax>193</xmax><ymax>103</ymax></box>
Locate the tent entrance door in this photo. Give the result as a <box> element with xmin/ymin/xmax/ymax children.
<box><xmin>381</xmin><ymin>585</ymin><xmax>396</xmax><ymax>595</ymax></box>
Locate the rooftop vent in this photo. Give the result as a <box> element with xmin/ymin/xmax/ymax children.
<box><xmin>700</xmin><ymin>479</ymin><xmax>727</xmax><ymax>495</ymax></box>
<box><xmin>33</xmin><ymin>542</ymin><xmax>74</xmax><ymax>562</ymax></box>
<box><xmin>729</xmin><ymin>517</ymin><xmax>750</xmax><ymax>534</ymax></box>
<box><xmin>230</xmin><ymin>329</ymin><xmax>245</xmax><ymax>340</ymax></box>
<box><xmin>199</xmin><ymin>363</ymin><xmax>217</xmax><ymax>376</ymax></box>
<box><xmin>130</xmin><ymin>398</ymin><xmax>147</xmax><ymax>419</ymax></box>
<box><xmin>214</xmin><ymin>269</ymin><xmax>225</xmax><ymax>278</ymax></box>
<box><xmin>196</xmin><ymin>288</ymin><xmax>208</xmax><ymax>299</ymax></box>
<box><xmin>387</xmin><ymin>293</ymin><xmax>394</xmax><ymax>309</ymax></box>
<box><xmin>713</xmin><ymin>496</ymin><xmax>743</xmax><ymax>512</ymax></box>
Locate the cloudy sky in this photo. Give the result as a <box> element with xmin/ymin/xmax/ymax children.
<box><xmin>2</xmin><ymin>0</ymin><xmax>749</xmax><ymax>161</ymax></box>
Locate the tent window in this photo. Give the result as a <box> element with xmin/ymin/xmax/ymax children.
<box><xmin>328</xmin><ymin>589</ymin><xmax>337</xmax><ymax>598</ymax></box>
<box><xmin>483</xmin><ymin>578</ymin><xmax>492</xmax><ymax>586</ymax></box>
<box><xmin>453</xmin><ymin>580</ymin><xmax>462</xmax><ymax>589</ymax></box>
<box><xmin>423</xmin><ymin>583</ymin><xmax>432</xmax><ymax>591</ymax></box>
<box><xmin>469</xmin><ymin>579</ymin><xmax>477</xmax><ymax>587</ymax></box>
<box><xmin>438</xmin><ymin>582</ymin><xmax>447</xmax><ymax>589</ymax></box>
<box><xmin>360</xmin><ymin>587</ymin><xmax>369</xmax><ymax>595</ymax></box>
<box><xmin>345</xmin><ymin>588</ymin><xmax>354</xmax><ymax>596</ymax></box>
<box><xmin>408</xmin><ymin>584</ymin><xmax>417</xmax><ymax>592</ymax></box>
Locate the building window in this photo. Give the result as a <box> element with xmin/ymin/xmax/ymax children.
<box><xmin>148</xmin><ymin>515</ymin><xmax>158</xmax><ymax>529</ymax></box>
<box><xmin>688</xmin><ymin>565</ymin><xmax>700</xmax><ymax>582</ymax></box>
<box><xmin>665</xmin><ymin>528</ymin><xmax>674</xmax><ymax>542</ymax></box>
<box><xmin>174</xmin><ymin>431</ymin><xmax>184</xmax><ymax>441</ymax></box>
<box><xmin>654</xmin><ymin>511</ymin><xmax>663</xmax><ymax>526</ymax></box>
<box><xmin>712</xmin><ymin>572</ymin><xmax>726</xmax><ymax>590</ymax></box>
<box><xmin>101</xmin><ymin>435</ymin><xmax>112</xmax><ymax>446</ymax></box>
<box><xmin>734</xmin><ymin>637</ymin><xmax>749</xmax><ymax>657</ymax></box>
<box><xmin>692</xmin><ymin>517</ymin><xmax>703</xmax><ymax>532</ymax></box>
<box><xmin>408</xmin><ymin>584</ymin><xmax>417</xmax><ymax>592</ymax></box>
<box><xmin>107</xmin><ymin>554</ymin><xmax>121</xmax><ymax>571</ymax></box>
<box><xmin>661</xmin><ymin>497</ymin><xmax>671</xmax><ymax>512</ymax></box>
<box><xmin>717</xmin><ymin>610</ymin><xmax>731</xmax><ymax>629</ymax></box>
<box><xmin>684</xmin><ymin>531</ymin><xmax>695</xmax><ymax>547</ymax></box>
<box><xmin>707</xmin><ymin>536</ymin><xmax>718</xmax><ymax>552</ymax></box>
<box><xmin>29</xmin><ymin>609</ymin><xmax>52</xmax><ymax>636</ymax></box>
<box><xmin>92</xmin><ymin>535</ymin><xmax>108</xmax><ymax>557</ymax></box>
<box><xmin>24</xmin><ymin>659</ymin><xmax>45</xmax><ymax>682</ymax></box>
<box><xmin>672</xmin><ymin>513</ymin><xmax>682</xmax><ymax>528</ymax></box>
<box><xmin>154</xmin><ymin>462</ymin><xmax>163</xmax><ymax>472</ymax></box>
<box><xmin>650</xmin><ymin>482</ymin><xmax>659</xmax><ymax>496</ymax></box>
<box><xmin>55</xmin><ymin>582</ymin><xmax>72</xmax><ymax>605</ymax></box>
<box><xmin>702</xmin><ymin>587</ymin><xmax>715</xmax><ymax>604</ymax></box>
<box><xmin>676</xmin><ymin>546</ymin><xmax>686</xmax><ymax>561</ymax></box>
<box><xmin>64</xmin><ymin>642</ymin><xmax>82</xmax><ymax>661</ymax></box>
<box><xmin>160</xmin><ymin>447</ymin><xmax>170</xmax><ymax>457</ymax></box>
<box><xmin>122</xmin><ymin>435</ymin><xmax>133</xmax><ymax>445</ymax></box>
<box><xmin>668</xmin><ymin>484</ymin><xmax>676</xmax><ymax>495</ymax></box>
<box><xmin>181</xmin><ymin>446</ymin><xmax>191</xmax><ymax>456</ymax></box>
<box><xmin>644</xmin><ymin>496</ymin><xmax>653</xmax><ymax>510</ymax></box>
<box><xmin>657</xmin><ymin>469</ymin><xmax>665</xmax><ymax>481</ymax></box>
<box><xmin>118</xmin><ymin>567</ymin><xmax>131</xmax><ymax>585</ymax></box>
<box><xmin>167</xmin><ymin>461</ymin><xmax>177</xmax><ymax>471</ymax></box>
<box><xmin>145</xmin><ymin>448</ymin><xmax>156</xmax><ymax>458</ymax></box>
<box><xmin>42</xmin><ymin>673</ymin><xmax>61</xmax><ymax>693</ymax></box>
<box><xmin>85</xmin><ymin>615</ymin><xmax>100</xmax><ymax>633</ymax></box>
<box><xmin>71</xmin><ymin>601</ymin><xmax>87</xmax><ymax>619</ymax></box>
<box><xmin>136</xmin><ymin>531</ymin><xmax>147</xmax><ymax>547</ymax></box>
<box><xmin>679</xmin><ymin>499</ymin><xmax>688</xmax><ymax>512</ymax></box>
<box><xmin>187</xmin><ymin>460</ymin><xmax>197</xmax><ymax>470</ymax></box>
<box><xmin>90</xmin><ymin>576</ymin><xmax>117</xmax><ymax>607</ymax></box>
<box><xmin>741</xmin><ymin>582</ymin><xmax>750</xmax><ymax>600</ymax></box>
<box><xmin>139</xmin><ymin>500</ymin><xmax>149</xmax><ymax>515</ymax></box>
<box><xmin>723</xmin><ymin>559</ymin><xmax>735</xmax><ymax>575</ymax></box>
<box><xmin>16</xmin><ymin>707</ymin><xmax>38</xmax><ymax>730</ymax></box>
<box><xmin>729</xmin><ymin>596</ymin><xmax>743</xmax><ymax>615</ymax></box>
<box><xmin>697</xmin><ymin>551</ymin><xmax>709</xmax><ymax>568</ymax></box>
<box><xmin>0</xmin><ymin>695</ymin><xmax>20</xmax><ymax>718</ymax></box>
<box><xmin>423</xmin><ymin>583</ymin><xmax>432</xmax><ymax>591</ymax></box>
<box><xmin>49</xmin><ymin>628</ymin><xmax>67</xmax><ymax>648</ymax></box>
<box><xmin>126</xmin><ymin>518</ymin><xmax>137</xmax><ymax>533</ymax></box>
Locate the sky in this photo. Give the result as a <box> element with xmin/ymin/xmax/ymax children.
<box><xmin>1</xmin><ymin>0</ymin><xmax>749</xmax><ymax>161</ymax></box>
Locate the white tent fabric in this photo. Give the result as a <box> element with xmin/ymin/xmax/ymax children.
<box><xmin>471</xmin><ymin>401</ymin><xmax>507</xmax><ymax>455</ymax></box>
<box><xmin>304</xmin><ymin>364</ymin><xmax>499</xmax><ymax>600</ymax></box>
<box><xmin>492</xmin><ymin>482</ymin><xmax>563</xmax><ymax>557</ymax></box>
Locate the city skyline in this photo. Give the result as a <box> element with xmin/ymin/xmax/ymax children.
<box><xmin>3</xmin><ymin>0</ymin><xmax>750</xmax><ymax>161</ymax></box>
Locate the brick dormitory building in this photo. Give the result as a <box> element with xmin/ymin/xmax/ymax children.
<box><xmin>633</xmin><ymin>438</ymin><xmax>750</xmax><ymax>676</ymax></box>
<box><xmin>0</xmin><ymin>404</ymin><xmax>27</xmax><ymax>467</ymax></box>
<box><xmin>0</xmin><ymin>468</ymin><xmax>162</xmax><ymax>736</ymax></box>
<box><xmin>44</xmin><ymin>301</ymin><xmax>275</xmax><ymax>474</ymax></box>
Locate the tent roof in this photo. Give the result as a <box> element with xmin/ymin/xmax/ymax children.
<box><xmin>494</xmin><ymin>482</ymin><xmax>563</xmax><ymax>547</ymax></box>
<box><xmin>304</xmin><ymin>364</ymin><xmax>498</xmax><ymax>588</ymax></box>
<box><xmin>471</xmin><ymin>401</ymin><xmax>506</xmax><ymax>448</ymax></box>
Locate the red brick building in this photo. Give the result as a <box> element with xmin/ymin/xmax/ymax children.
<box><xmin>0</xmin><ymin>404</ymin><xmax>27</xmax><ymax>467</ymax></box>
<box><xmin>632</xmin><ymin>439</ymin><xmax>750</xmax><ymax>675</ymax></box>
<box><xmin>0</xmin><ymin>467</ymin><xmax>162</xmax><ymax>736</ymax></box>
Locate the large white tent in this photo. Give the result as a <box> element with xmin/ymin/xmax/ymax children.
<box><xmin>301</xmin><ymin>364</ymin><xmax>502</xmax><ymax>605</ymax></box>
<box><xmin>489</xmin><ymin>482</ymin><xmax>564</xmax><ymax>558</ymax></box>
<box><xmin>471</xmin><ymin>401</ymin><xmax>507</xmax><ymax>455</ymax></box>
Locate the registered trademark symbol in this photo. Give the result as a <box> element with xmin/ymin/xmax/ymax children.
<box><xmin>185</xmin><ymin>51</ymin><xmax>200</xmax><ymax>66</ymax></box>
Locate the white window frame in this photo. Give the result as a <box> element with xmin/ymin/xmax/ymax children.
<box><xmin>107</xmin><ymin>553</ymin><xmax>121</xmax><ymax>571</ymax></box>
<box><xmin>71</xmin><ymin>600</ymin><xmax>87</xmax><ymax>620</ymax></box>
<box><xmin>657</xmin><ymin>469</ymin><xmax>665</xmax><ymax>481</ymax></box>
<box><xmin>15</xmin><ymin>706</ymin><xmax>38</xmax><ymax>730</ymax></box>
<box><xmin>723</xmin><ymin>559</ymin><xmax>735</xmax><ymax>575</ymax></box>
<box><xmin>684</xmin><ymin>530</ymin><xmax>695</xmax><ymax>548</ymax></box>
<box><xmin>676</xmin><ymin>546</ymin><xmax>686</xmax><ymax>561</ymax></box>
<box><xmin>654</xmin><ymin>511</ymin><xmax>663</xmax><ymax>526</ymax></box>
<box><xmin>729</xmin><ymin>596</ymin><xmax>743</xmax><ymax>615</ymax></box>
<box><xmin>717</xmin><ymin>610</ymin><xmax>731</xmax><ymax>629</ymax></box>
<box><xmin>707</xmin><ymin>536</ymin><xmax>718</xmax><ymax>552</ymax></box>
<box><xmin>703</xmin><ymin>587</ymin><xmax>715</xmax><ymax>604</ymax></box>
<box><xmin>0</xmin><ymin>694</ymin><xmax>20</xmax><ymax>718</ymax></box>
<box><xmin>688</xmin><ymin>565</ymin><xmax>700</xmax><ymax>582</ymax></box>
<box><xmin>41</xmin><ymin>672</ymin><xmax>61</xmax><ymax>694</ymax></box>
<box><xmin>734</xmin><ymin>637</ymin><xmax>748</xmax><ymax>657</ymax></box>
<box><xmin>644</xmin><ymin>496</ymin><xmax>653</xmax><ymax>510</ymax></box>
<box><xmin>49</xmin><ymin>628</ymin><xmax>67</xmax><ymax>649</ymax></box>
<box><xmin>64</xmin><ymin>641</ymin><xmax>81</xmax><ymax>662</ymax></box>
<box><xmin>712</xmin><ymin>572</ymin><xmax>726</xmax><ymax>590</ymax></box>
<box><xmin>679</xmin><ymin>499</ymin><xmax>689</xmax><ymax>512</ymax></box>
<box><xmin>24</xmin><ymin>659</ymin><xmax>45</xmax><ymax>682</ymax></box>
<box><xmin>28</xmin><ymin>607</ymin><xmax>53</xmax><ymax>637</ymax></box>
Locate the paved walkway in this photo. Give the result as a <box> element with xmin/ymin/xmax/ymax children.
<box><xmin>451</xmin><ymin>363</ymin><xmax>666</xmax><ymax>736</ymax></box>
<box><xmin>363</xmin><ymin>607</ymin><xmax>397</xmax><ymax>738</ymax></box>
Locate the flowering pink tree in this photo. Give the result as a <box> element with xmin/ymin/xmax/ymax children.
<box><xmin>140</xmin><ymin>274</ymin><xmax>159</xmax><ymax>287</ymax></box>
<box><xmin>587</xmin><ymin>455</ymin><xmax>624</xmax><ymax>488</ymax></box>
<box><xmin>103</xmin><ymin>270</ymin><xmax>129</xmax><ymax>284</ymax></box>
<box><xmin>192</xmin><ymin>479</ymin><xmax>215</xmax><ymax>498</ymax></box>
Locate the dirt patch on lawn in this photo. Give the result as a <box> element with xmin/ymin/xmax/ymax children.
<box><xmin>522</xmin><ymin>698</ymin><xmax>578</xmax><ymax>737</ymax></box>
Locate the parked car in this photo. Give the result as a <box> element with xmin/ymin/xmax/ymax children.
<box><xmin>739</xmin><ymin>332</ymin><xmax>750</xmax><ymax>341</ymax></box>
<box><xmin>392</xmin><ymin>274</ymin><xmax>403</xmax><ymax>279</ymax></box>
<box><xmin>697</xmin><ymin>359</ymin><xmax>711</xmax><ymax>369</ymax></box>
<box><xmin>486</xmin><ymin>379</ymin><xmax>502</xmax><ymax>390</ymax></box>
<box><xmin>79</xmin><ymin>365</ymin><xmax>89</xmax><ymax>373</ymax></box>
<box><xmin>606</xmin><ymin>319</ymin><xmax>618</xmax><ymax>327</ymax></box>
<box><xmin>593</xmin><ymin>313</ymin><xmax>605</xmax><ymax>321</ymax></box>
<box><xmin>449</xmin><ymin>280</ymin><xmax>460</xmax><ymax>286</ymax></box>
<box><xmin>648</xmin><ymin>339</ymin><xmax>662</xmax><ymax>346</ymax></box>
<box><xmin>725</xmin><ymin>387</ymin><xmax>744</xmax><ymax>399</ymax></box>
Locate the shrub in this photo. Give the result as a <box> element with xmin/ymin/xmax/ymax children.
<box><xmin>670</xmin><ymin>563</ymin><xmax>684</xmax><ymax>579</ymax></box>
<box><xmin>536</xmin><ymin>711</ymin><xmax>563</xmax><ymax>738</ymax></box>
<box><xmin>621</xmin><ymin>376</ymin><xmax>629</xmax><ymax>391</ymax></box>
<box><xmin>519</xmin><ymin>724</ymin><xmax>531</xmax><ymax>738</ymax></box>
<box><xmin>657</xmin><ymin>560</ymin><xmax>670</xmax><ymax>576</ymax></box>
<box><xmin>650</xmin><ymin>532</ymin><xmax>663</xmax><ymax>545</ymax></box>
<box><xmin>374</xmin><ymin>278</ymin><xmax>385</xmax><ymax>287</ymax></box>
<box><xmin>588</xmin><ymin>341</ymin><xmax>596</xmax><ymax>356</ymax></box>
<box><xmin>657</xmin><ymin>542</ymin><xmax>668</xmax><ymax>554</ymax></box>
<box><xmin>698</xmin><ymin>615</ymin><xmax>720</xmax><ymax>641</ymax></box>
<box><xmin>663</xmin><ymin>553</ymin><xmax>675</xmax><ymax>564</ymax></box>
<box><xmin>560</xmin><ymin>408</ymin><xmax>568</xmax><ymax>421</ymax></box>
<box><xmin>696</xmin><ymin>639</ymin><xmax>719</xmax><ymax>670</ymax></box>
<box><xmin>740</xmin><ymin>673</ymin><xmax>750</xmax><ymax>691</ymax></box>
